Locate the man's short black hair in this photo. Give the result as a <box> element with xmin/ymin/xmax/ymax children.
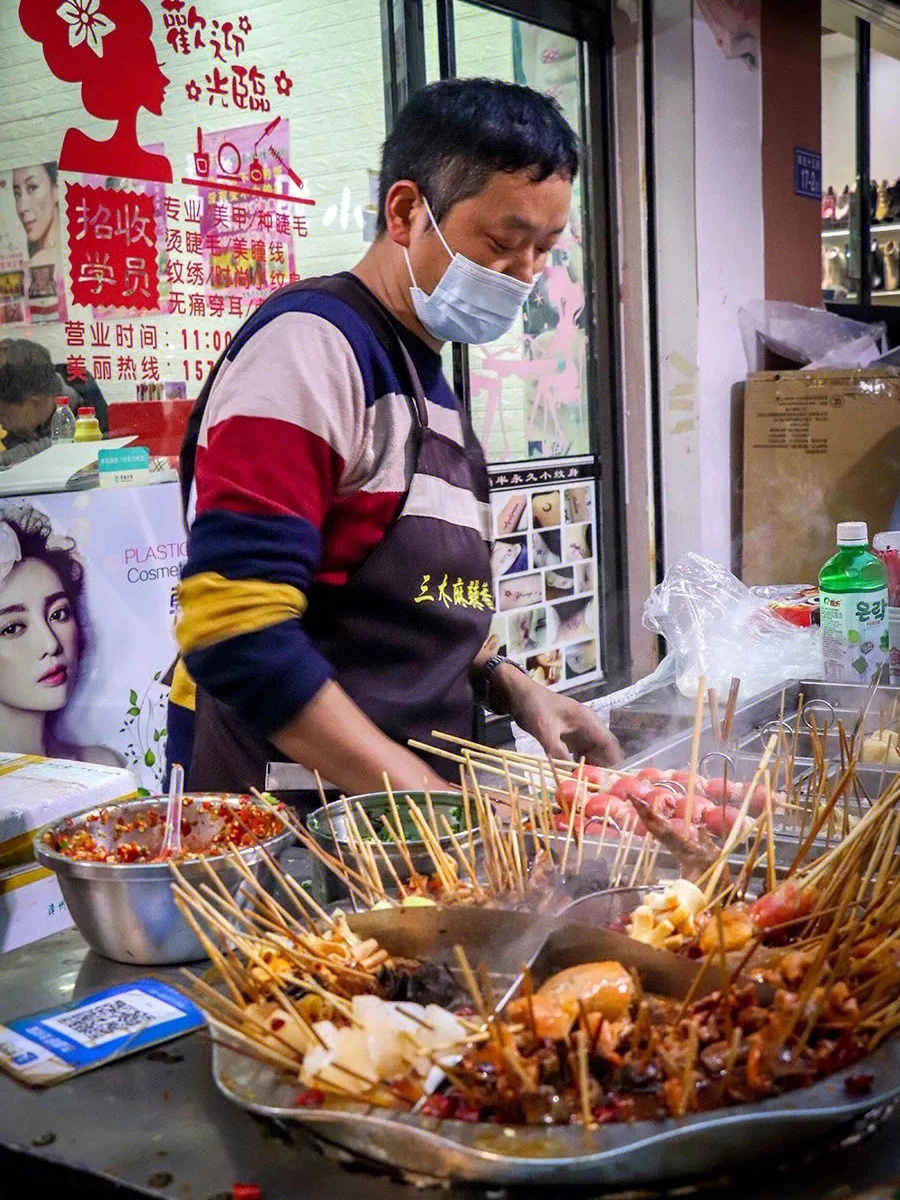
<box><xmin>0</xmin><ymin>339</ymin><xmax>58</xmax><ymax>406</ymax></box>
<box><xmin>377</xmin><ymin>78</ymin><xmax>580</xmax><ymax>235</ymax></box>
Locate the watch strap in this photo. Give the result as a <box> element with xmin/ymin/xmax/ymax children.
<box><xmin>474</xmin><ymin>654</ymin><xmax>527</xmax><ymax>712</ymax></box>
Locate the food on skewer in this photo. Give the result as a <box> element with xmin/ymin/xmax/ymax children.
<box><xmin>422</xmin><ymin>919</ymin><xmax>896</xmax><ymax>1125</ymax></box>
<box><xmin>627</xmin><ymin>879</ymin><xmax>707</xmax><ymax>950</ymax></box>
<box><xmin>174</xmin><ymin>860</ymin><xmax>474</xmax><ymax>1106</ymax></box>
<box><xmin>861</xmin><ymin>728</ymin><xmax>900</xmax><ymax>766</ymax></box>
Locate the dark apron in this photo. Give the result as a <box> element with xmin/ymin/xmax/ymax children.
<box><xmin>182</xmin><ymin>274</ymin><xmax>492</xmax><ymax>802</ymax></box>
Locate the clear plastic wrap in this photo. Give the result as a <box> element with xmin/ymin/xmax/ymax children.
<box><xmin>738</xmin><ymin>300</ymin><xmax>886</xmax><ymax>371</ymax></box>
<box><xmin>642</xmin><ymin>553</ymin><xmax>823</xmax><ymax>699</ymax></box>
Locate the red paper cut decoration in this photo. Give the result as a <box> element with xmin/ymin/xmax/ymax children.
<box><xmin>19</xmin><ymin>0</ymin><xmax>173</xmax><ymax>183</ymax></box>
<box><xmin>66</xmin><ymin>183</ymin><xmax>159</xmax><ymax>310</ymax></box>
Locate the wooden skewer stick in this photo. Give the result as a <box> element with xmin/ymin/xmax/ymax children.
<box><xmin>708</xmin><ymin>686</ymin><xmax>722</xmax><ymax>746</ymax></box>
<box><xmin>683</xmin><ymin>676</ymin><xmax>706</xmax><ymax>828</ymax></box>
<box><xmin>721</xmin><ymin>677</ymin><xmax>741</xmax><ymax>744</ymax></box>
<box><xmin>560</xmin><ymin>758</ymin><xmax>586</xmax><ymax>876</ymax></box>
<box><xmin>438</xmin><ymin>812</ymin><xmax>486</xmax><ymax>899</ymax></box>
<box><xmin>353</xmin><ymin>800</ymin><xmax>407</xmax><ymax>898</ymax></box>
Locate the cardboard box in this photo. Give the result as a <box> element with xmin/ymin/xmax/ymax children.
<box><xmin>0</xmin><ymin>753</ymin><xmax>138</xmax><ymax>870</ymax></box>
<box><xmin>741</xmin><ymin>368</ymin><xmax>900</xmax><ymax>585</ymax></box>
<box><xmin>0</xmin><ymin>862</ymin><xmax>73</xmax><ymax>953</ymax></box>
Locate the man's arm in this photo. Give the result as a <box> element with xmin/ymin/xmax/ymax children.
<box><xmin>270</xmin><ymin>679</ymin><xmax>451</xmax><ymax>794</ymax></box>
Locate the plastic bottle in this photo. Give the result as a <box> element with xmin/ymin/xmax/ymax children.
<box><xmin>73</xmin><ymin>406</ymin><xmax>102</xmax><ymax>443</ymax></box>
<box><xmin>818</xmin><ymin>521</ymin><xmax>890</xmax><ymax>684</ymax></box>
<box><xmin>49</xmin><ymin>396</ymin><xmax>76</xmax><ymax>444</ymax></box>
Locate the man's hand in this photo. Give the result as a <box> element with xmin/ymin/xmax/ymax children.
<box><xmin>492</xmin><ymin>663</ymin><xmax>621</xmax><ymax>766</ymax></box>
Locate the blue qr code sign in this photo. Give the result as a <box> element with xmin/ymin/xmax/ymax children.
<box><xmin>795</xmin><ymin>148</ymin><xmax>821</xmax><ymax>199</ymax></box>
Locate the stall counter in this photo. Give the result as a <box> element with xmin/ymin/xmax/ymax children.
<box><xmin>0</xmin><ymin>930</ymin><xmax>896</xmax><ymax>1200</ymax></box>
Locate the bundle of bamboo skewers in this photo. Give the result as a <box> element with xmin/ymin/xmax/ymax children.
<box><xmin>170</xmin><ymin>773</ymin><xmax>899</xmax><ymax>1122</ymax></box>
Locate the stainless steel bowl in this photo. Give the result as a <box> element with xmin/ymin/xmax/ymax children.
<box><xmin>559</xmin><ymin>885</ymin><xmax>653</xmax><ymax>928</ymax></box>
<box><xmin>34</xmin><ymin>795</ymin><xmax>293</xmax><ymax>965</ymax></box>
<box><xmin>306</xmin><ymin>791</ymin><xmax>472</xmax><ymax>904</ymax></box>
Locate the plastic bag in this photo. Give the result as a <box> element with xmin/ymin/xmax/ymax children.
<box><xmin>738</xmin><ymin>300</ymin><xmax>886</xmax><ymax>371</ymax></box>
<box><xmin>642</xmin><ymin>553</ymin><xmax>823</xmax><ymax>699</ymax></box>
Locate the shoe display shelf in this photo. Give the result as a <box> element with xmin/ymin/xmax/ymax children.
<box><xmin>821</xmin><ymin>219</ymin><xmax>900</xmax><ymax>303</ymax></box>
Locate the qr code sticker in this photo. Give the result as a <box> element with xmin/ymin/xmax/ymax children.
<box><xmin>43</xmin><ymin>989</ymin><xmax>183</xmax><ymax>1049</ymax></box>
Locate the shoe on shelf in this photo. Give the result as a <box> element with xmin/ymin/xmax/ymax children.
<box><xmin>823</xmin><ymin>246</ymin><xmax>848</xmax><ymax>297</ymax></box>
<box><xmin>871</xmin><ymin>241</ymin><xmax>886</xmax><ymax>292</ymax></box>
<box><xmin>875</xmin><ymin>180</ymin><xmax>891</xmax><ymax>223</ymax></box>
<box><xmin>883</xmin><ymin>241</ymin><xmax>900</xmax><ymax>292</ymax></box>
<box><xmin>822</xmin><ymin>186</ymin><xmax>836</xmax><ymax>227</ymax></box>
<box><xmin>888</xmin><ymin>179</ymin><xmax>900</xmax><ymax>223</ymax></box>
<box><xmin>835</xmin><ymin>186</ymin><xmax>851</xmax><ymax>225</ymax></box>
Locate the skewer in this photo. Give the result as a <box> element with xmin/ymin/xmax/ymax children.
<box><xmin>721</xmin><ymin>678</ymin><xmax>741</xmax><ymax>744</ymax></box>
<box><xmin>683</xmin><ymin>677</ymin><xmax>706</xmax><ymax>828</ymax></box>
<box><xmin>560</xmin><ymin>759</ymin><xmax>586</xmax><ymax>877</ymax></box>
<box><xmin>708</xmin><ymin>686</ymin><xmax>722</xmax><ymax>746</ymax></box>
<box><xmin>353</xmin><ymin>799</ymin><xmax>408</xmax><ymax>898</ymax></box>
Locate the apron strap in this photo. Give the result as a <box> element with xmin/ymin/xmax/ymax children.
<box><xmin>179</xmin><ymin>273</ymin><xmax>429</xmax><ymax>518</ymax></box>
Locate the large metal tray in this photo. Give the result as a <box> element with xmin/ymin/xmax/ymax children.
<box><xmin>206</xmin><ymin>906</ymin><xmax>899</xmax><ymax>1185</ymax></box>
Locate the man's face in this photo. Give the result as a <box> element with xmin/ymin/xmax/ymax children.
<box><xmin>406</xmin><ymin>168</ymin><xmax>572</xmax><ymax>296</ymax></box>
<box><xmin>0</xmin><ymin>393</ymin><xmax>55</xmax><ymax>440</ymax></box>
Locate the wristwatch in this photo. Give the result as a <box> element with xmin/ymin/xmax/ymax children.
<box><xmin>474</xmin><ymin>654</ymin><xmax>528</xmax><ymax>713</ymax></box>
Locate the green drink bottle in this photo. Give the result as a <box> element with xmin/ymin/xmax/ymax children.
<box><xmin>819</xmin><ymin>521</ymin><xmax>889</xmax><ymax>684</ymax></box>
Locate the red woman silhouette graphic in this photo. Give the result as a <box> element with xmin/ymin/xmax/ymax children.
<box><xmin>19</xmin><ymin>0</ymin><xmax>172</xmax><ymax>183</ymax></box>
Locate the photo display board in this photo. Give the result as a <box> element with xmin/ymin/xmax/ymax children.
<box><xmin>487</xmin><ymin>465</ymin><xmax>602</xmax><ymax>691</ymax></box>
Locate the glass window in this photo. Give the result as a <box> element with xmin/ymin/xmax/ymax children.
<box><xmin>0</xmin><ymin>0</ymin><xmax>386</xmax><ymax>480</ymax></box>
<box><xmin>870</xmin><ymin>41</ymin><xmax>900</xmax><ymax>301</ymax></box>
<box><xmin>820</xmin><ymin>27</ymin><xmax>858</xmax><ymax>303</ymax></box>
<box><xmin>426</xmin><ymin>2</ymin><xmax>591</xmax><ymax>466</ymax></box>
<box><xmin>423</xmin><ymin>2</ymin><xmax>605</xmax><ymax>694</ymax></box>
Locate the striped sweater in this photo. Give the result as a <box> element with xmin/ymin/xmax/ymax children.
<box><xmin>177</xmin><ymin>280</ymin><xmax>469</xmax><ymax>736</ymax></box>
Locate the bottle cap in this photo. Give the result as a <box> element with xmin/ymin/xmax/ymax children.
<box><xmin>77</xmin><ymin>406</ymin><xmax>95</xmax><ymax>417</ymax></box>
<box><xmin>837</xmin><ymin>521</ymin><xmax>868</xmax><ymax>545</ymax></box>
<box><xmin>55</xmin><ymin>395</ymin><xmax>70</xmax><ymax>406</ymax></box>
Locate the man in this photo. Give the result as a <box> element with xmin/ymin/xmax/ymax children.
<box><xmin>0</xmin><ymin>338</ymin><xmax>74</xmax><ymax>468</ymax></box>
<box><xmin>173</xmin><ymin>79</ymin><xmax>619</xmax><ymax>798</ymax></box>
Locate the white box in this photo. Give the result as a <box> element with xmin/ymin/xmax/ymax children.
<box><xmin>0</xmin><ymin>753</ymin><xmax>138</xmax><ymax>870</ymax></box>
<box><xmin>0</xmin><ymin>862</ymin><xmax>74</xmax><ymax>952</ymax></box>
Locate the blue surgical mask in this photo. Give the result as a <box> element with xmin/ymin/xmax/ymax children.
<box><xmin>403</xmin><ymin>197</ymin><xmax>535</xmax><ymax>344</ymax></box>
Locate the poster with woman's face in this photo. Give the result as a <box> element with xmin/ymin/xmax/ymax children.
<box><xmin>0</xmin><ymin>485</ymin><xmax>183</xmax><ymax>789</ymax></box>
<box><xmin>0</xmin><ymin>162</ymin><xmax>66</xmax><ymax>325</ymax></box>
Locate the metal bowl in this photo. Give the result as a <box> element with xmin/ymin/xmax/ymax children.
<box><xmin>34</xmin><ymin>795</ymin><xmax>293</xmax><ymax>965</ymax></box>
<box><xmin>559</xmin><ymin>885</ymin><xmax>653</xmax><ymax>928</ymax></box>
<box><xmin>306</xmin><ymin>791</ymin><xmax>472</xmax><ymax>904</ymax></box>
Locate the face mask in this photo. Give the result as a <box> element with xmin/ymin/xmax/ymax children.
<box><xmin>403</xmin><ymin>196</ymin><xmax>535</xmax><ymax>344</ymax></box>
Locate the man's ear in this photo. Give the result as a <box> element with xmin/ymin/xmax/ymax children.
<box><xmin>383</xmin><ymin>180</ymin><xmax>424</xmax><ymax>247</ymax></box>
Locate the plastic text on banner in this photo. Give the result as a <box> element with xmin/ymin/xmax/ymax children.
<box><xmin>66</xmin><ymin>184</ymin><xmax>159</xmax><ymax>311</ymax></box>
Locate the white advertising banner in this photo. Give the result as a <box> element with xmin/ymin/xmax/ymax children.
<box><xmin>0</xmin><ymin>481</ymin><xmax>184</xmax><ymax>790</ymax></box>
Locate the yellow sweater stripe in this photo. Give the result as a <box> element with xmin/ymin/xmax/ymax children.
<box><xmin>176</xmin><ymin>572</ymin><xmax>307</xmax><ymax>656</ymax></box>
<box><xmin>169</xmin><ymin>658</ymin><xmax>197</xmax><ymax>711</ymax></box>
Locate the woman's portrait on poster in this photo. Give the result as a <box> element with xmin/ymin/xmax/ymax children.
<box><xmin>0</xmin><ymin>503</ymin><xmax>121</xmax><ymax>765</ymax></box>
